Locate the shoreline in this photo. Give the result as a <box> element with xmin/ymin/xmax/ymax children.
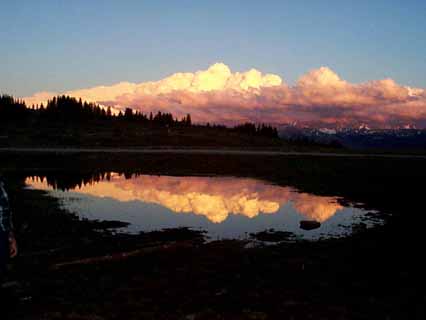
<box><xmin>2</xmin><ymin>147</ymin><xmax>426</xmax><ymax>159</ymax></box>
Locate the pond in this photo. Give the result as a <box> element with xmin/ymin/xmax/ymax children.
<box><xmin>25</xmin><ymin>172</ymin><xmax>381</xmax><ymax>241</ymax></box>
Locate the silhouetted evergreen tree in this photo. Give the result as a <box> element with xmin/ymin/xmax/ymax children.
<box><xmin>0</xmin><ymin>95</ymin><xmax>29</xmax><ymax>122</ymax></box>
<box><xmin>124</xmin><ymin>108</ymin><xmax>134</xmax><ymax>120</ymax></box>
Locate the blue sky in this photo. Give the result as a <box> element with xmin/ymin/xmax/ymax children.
<box><xmin>1</xmin><ymin>0</ymin><xmax>426</xmax><ymax>96</ymax></box>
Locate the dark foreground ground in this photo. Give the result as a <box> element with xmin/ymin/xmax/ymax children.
<box><xmin>1</xmin><ymin>152</ymin><xmax>426</xmax><ymax>319</ymax></box>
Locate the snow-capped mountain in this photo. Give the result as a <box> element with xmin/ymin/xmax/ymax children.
<box><xmin>278</xmin><ymin>123</ymin><xmax>426</xmax><ymax>150</ymax></box>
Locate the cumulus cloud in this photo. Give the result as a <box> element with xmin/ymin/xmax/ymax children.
<box><xmin>23</xmin><ymin>91</ymin><xmax>57</xmax><ymax>107</ymax></box>
<box><xmin>22</xmin><ymin>63</ymin><xmax>426</xmax><ymax>127</ymax></box>
<box><xmin>26</xmin><ymin>175</ymin><xmax>343</xmax><ymax>223</ymax></box>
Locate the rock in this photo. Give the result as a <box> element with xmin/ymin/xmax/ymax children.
<box><xmin>300</xmin><ymin>220</ymin><xmax>321</xmax><ymax>230</ymax></box>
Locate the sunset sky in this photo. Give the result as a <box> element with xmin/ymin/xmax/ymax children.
<box><xmin>2</xmin><ymin>1</ymin><xmax>426</xmax><ymax>127</ymax></box>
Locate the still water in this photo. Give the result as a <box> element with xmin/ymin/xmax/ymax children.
<box><xmin>25</xmin><ymin>173</ymin><xmax>380</xmax><ymax>241</ymax></box>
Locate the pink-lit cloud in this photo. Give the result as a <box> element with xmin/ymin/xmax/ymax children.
<box><xmin>23</xmin><ymin>63</ymin><xmax>426</xmax><ymax>127</ymax></box>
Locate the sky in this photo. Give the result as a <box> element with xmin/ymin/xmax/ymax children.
<box><xmin>2</xmin><ymin>1</ymin><xmax>426</xmax><ymax>127</ymax></box>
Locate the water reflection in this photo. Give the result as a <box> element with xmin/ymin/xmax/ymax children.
<box><xmin>25</xmin><ymin>173</ymin><xmax>377</xmax><ymax>240</ymax></box>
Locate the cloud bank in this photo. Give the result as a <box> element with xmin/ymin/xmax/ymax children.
<box><xmin>23</xmin><ymin>63</ymin><xmax>426</xmax><ymax>127</ymax></box>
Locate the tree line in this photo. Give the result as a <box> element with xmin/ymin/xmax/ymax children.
<box><xmin>0</xmin><ymin>95</ymin><xmax>192</xmax><ymax>127</ymax></box>
<box><xmin>0</xmin><ymin>94</ymin><xmax>278</xmax><ymax>138</ymax></box>
<box><xmin>232</xmin><ymin>122</ymin><xmax>278</xmax><ymax>139</ymax></box>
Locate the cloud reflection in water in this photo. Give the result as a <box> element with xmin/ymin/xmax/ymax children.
<box><xmin>26</xmin><ymin>174</ymin><xmax>343</xmax><ymax>223</ymax></box>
